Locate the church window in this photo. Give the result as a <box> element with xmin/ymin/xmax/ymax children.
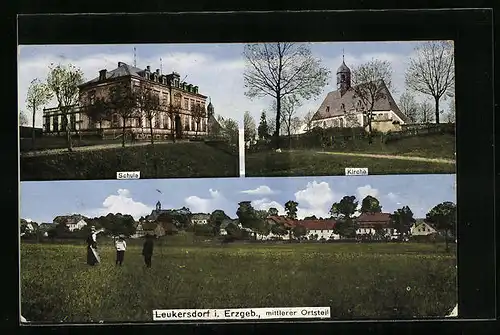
<box><xmin>326</xmin><ymin>106</ymin><xmax>330</xmax><ymax>113</ymax></box>
<box><xmin>341</xmin><ymin>74</ymin><xmax>345</xmax><ymax>81</ymax></box>
<box><xmin>341</xmin><ymin>103</ymin><xmax>345</xmax><ymax>110</ymax></box>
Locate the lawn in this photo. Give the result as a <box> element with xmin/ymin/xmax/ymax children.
<box><xmin>245</xmin><ymin>150</ymin><xmax>455</xmax><ymax>177</ymax></box>
<box><xmin>20</xmin><ymin>142</ymin><xmax>239</xmax><ymax>181</ymax></box>
<box><xmin>20</xmin><ymin>240</ymin><xmax>457</xmax><ymax>323</ymax></box>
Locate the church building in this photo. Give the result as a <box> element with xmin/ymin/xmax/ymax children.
<box><xmin>311</xmin><ymin>58</ymin><xmax>410</xmax><ymax>133</ymax></box>
<box><xmin>42</xmin><ymin>61</ymin><xmax>219</xmax><ymax>140</ymax></box>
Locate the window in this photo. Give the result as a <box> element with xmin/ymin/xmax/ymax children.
<box><xmin>53</xmin><ymin>117</ymin><xmax>58</xmax><ymax>131</ymax></box>
<box><xmin>184</xmin><ymin>98</ymin><xmax>189</xmax><ymax>109</ymax></box>
<box><xmin>155</xmin><ymin>116</ymin><xmax>161</xmax><ymax>128</ymax></box>
<box><xmin>70</xmin><ymin>114</ymin><xmax>76</xmax><ymax>130</ymax></box>
<box><xmin>341</xmin><ymin>74</ymin><xmax>345</xmax><ymax>81</ymax></box>
<box><xmin>326</xmin><ymin>106</ymin><xmax>330</xmax><ymax>113</ymax></box>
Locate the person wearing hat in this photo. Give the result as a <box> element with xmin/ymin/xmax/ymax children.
<box><xmin>142</xmin><ymin>233</ymin><xmax>155</xmax><ymax>268</ymax></box>
<box><xmin>114</xmin><ymin>235</ymin><xmax>127</xmax><ymax>266</ymax></box>
<box><xmin>86</xmin><ymin>226</ymin><xmax>104</xmax><ymax>266</ymax></box>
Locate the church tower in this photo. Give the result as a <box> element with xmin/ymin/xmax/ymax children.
<box><xmin>156</xmin><ymin>201</ymin><xmax>161</xmax><ymax>211</ymax></box>
<box><xmin>336</xmin><ymin>54</ymin><xmax>351</xmax><ymax>96</ymax></box>
<box><xmin>207</xmin><ymin>98</ymin><xmax>214</xmax><ymax>118</ymax></box>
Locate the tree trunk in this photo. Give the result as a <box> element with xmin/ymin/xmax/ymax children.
<box><xmin>368</xmin><ymin>110</ymin><xmax>373</xmax><ymax>144</ymax></box>
<box><xmin>64</xmin><ymin>115</ymin><xmax>73</xmax><ymax>152</ymax></box>
<box><xmin>435</xmin><ymin>96</ymin><xmax>440</xmax><ymax>124</ymax></box>
<box><xmin>275</xmin><ymin>97</ymin><xmax>281</xmax><ymax>149</ymax></box>
<box><xmin>171</xmin><ymin>115</ymin><xmax>176</xmax><ymax>143</ymax></box>
<box><xmin>31</xmin><ymin>106</ymin><xmax>36</xmax><ymax>150</ymax></box>
<box><xmin>149</xmin><ymin>118</ymin><xmax>154</xmax><ymax>145</ymax></box>
<box><xmin>122</xmin><ymin>119</ymin><xmax>126</xmax><ymax>148</ymax></box>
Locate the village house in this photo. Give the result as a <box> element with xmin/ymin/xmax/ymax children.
<box><xmin>38</xmin><ymin>223</ymin><xmax>53</xmax><ymax>237</ymax></box>
<box><xmin>42</xmin><ymin>61</ymin><xmax>220</xmax><ymax>140</ymax></box>
<box><xmin>192</xmin><ymin>213</ymin><xmax>210</xmax><ymax>225</ymax></box>
<box><xmin>311</xmin><ymin>58</ymin><xmax>410</xmax><ymax>133</ymax></box>
<box><xmin>131</xmin><ymin>222</ymin><xmax>145</xmax><ymax>238</ymax></box>
<box><xmin>53</xmin><ymin>214</ymin><xmax>88</xmax><ymax>232</ymax></box>
<box><xmin>301</xmin><ymin>219</ymin><xmax>339</xmax><ymax>240</ymax></box>
<box><xmin>355</xmin><ymin>212</ymin><xmax>399</xmax><ymax>239</ymax></box>
<box><xmin>411</xmin><ymin>219</ymin><xmax>437</xmax><ymax>236</ymax></box>
<box><xmin>146</xmin><ymin>201</ymin><xmax>191</xmax><ymax>224</ymax></box>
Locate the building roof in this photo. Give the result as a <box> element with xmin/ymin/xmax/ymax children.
<box><xmin>356</xmin><ymin>212</ymin><xmax>392</xmax><ymax>228</ymax></box>
<box><xmin>311</xmin><ymin>80</ymin><xmax>410</xmax><ymax>123</ymax></box>
<box><xmin>53</xmin><ymin>214</ymin><xmax>87</xmax><ymax>225</ymax></box>
<box><xmin>337</xmin><ymin>61</ymin><xmax>351</xmax><ymax>74</ymax></box>
<box><xmin>267</xmin><ymin>216</ymin><xmax>297</xmax><ymax>228</ymax></box>
<box><xmin>81</xmin><ymin>62</ymin><xmax>145</xmax><ymax>87</ymax></box>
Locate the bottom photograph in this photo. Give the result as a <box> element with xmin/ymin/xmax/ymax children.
<box><xmin>19</xmin><ymin>174</ymin><xmax>457</xmax><ymax>323</ymax></box>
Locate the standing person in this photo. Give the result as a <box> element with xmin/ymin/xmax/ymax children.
<box><xmin>114</xmin><ymin>235</ymin><xmax>127</xmax><ymax>266</ymax></box>
<box><xmin>86</xmin><ymin>226</ymin><xmax>104</xmax><ymax>266</ymax></box>
<box><xmin>142</xmin><ymin>234</ymin><xmax>154</xmax><ymax>268</ymax></box>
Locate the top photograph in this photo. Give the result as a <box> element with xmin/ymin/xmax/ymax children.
<box><xmin>18</xmin><ymin>41</ymin><xmax>455</xmax><ymax>181</ymax></box>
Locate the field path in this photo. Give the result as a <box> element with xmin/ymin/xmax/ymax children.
<box><xmin>315</xmin><ymin>151</ymin><xmax>455</xmax><ymax>164</ymax></box>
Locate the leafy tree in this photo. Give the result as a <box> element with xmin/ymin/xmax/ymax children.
<box><xmin>390</xmin><ymin>206</ymin><xmax>416</xmax><ymax>241</ymax></box>
<box><xmin>209</xmin><ymin>209</ymin><xmax>230</xmax><ymax>235</ymax></box>
<box><xmin>351</xmin><ymin>59</ymin><xmax>393</xmax><ymax>143</ymax></box>
<box><xmin>425</xmin><ymin>201</ymin><xmax>456</xmax><ymax>251</ymax></box>
<box><xmin>19</xmin><ymin>111</ymin><xmax>29</xmax><ymax>126</ymax></box>
<box><xmin>133</xmin><ymin>81</ymin><xmax>161</xmax><ymax>144</ymax></box>
<box><xmin>399</xmin><ymin>91</ymin><xmax>419</xmax><ymax>123</ymax></box>
<box><xmin>236</xmin><ymin>201</ymin><xmax>260</xmax><ymax>238</ymax></box>
<box><xmin>82</xmin><ymin>96</ymin><xmax>110</xmax><ymax>130</ymax></box>
<box><xmin>46</xmin><ymin>64</ymin><xmax>84</xmax><ymax>151</ymax></box>
<box><xmin>284</xmin><ymin>200</ymin><xmax>298</xmax><ymax>219</ymax></box>
<box><xmin>292</xmin><ymin>224</ymin><xmax>307</xmax><ymax>240</ymax></box>
<box><xmin>191</xmin><ymin>102</ymin><xmax>206</xmax><ymax>138</ymax></box>
<box><xmin>330</xmin><ymin>196</ymin><xmax>358</xmax><ymax>219</ymax></box>
<box><xmin>267</xmin><ymin>207</ymin><xmax>279</xmax><ymax>216</ymax></box>
<box><xmin>218</xmin><ymin>116</ymin><xmax>239</xmax><ymax>147</ymax></box>
<box><xmin>332</xmin><ymin>218</ymin><xmax>357</xmax><ymax>239</ymax></box>
<box><xmin>26</xmin><ymin>78</ymin><xmax>53</xmax><ymax>149</ymax></box>
<box><xmin>257</xmin><ymin>111</ymin><xmax>270</xmax><ymax>140</ymax></box>
<box><xmin>405</xmin><ymin>41</ymin><xmax>455</xmax><ymax>124</ymax></box>
<box><xmin>107</xmin><ymin>83</ymin><xmax>140</xmax><ymax>147</ymax></box>
<box><xmin>243</xmin><ymin>42</ymin><xmax>330</xmax><ymax>149</ymax></box>
<box><xmin>360</xmin><ymin>195</ymin><xmax>382</xmax><ymax>213</ymax></box>
<box><xmin>270</xmin><ymin>223</ymin><xmax>288</xmax><ymax>239</ymax></box>
<box><xmin>243</xmin><ymin>111</ymin><xmax>257</xmax><ymax>144</ymax></box>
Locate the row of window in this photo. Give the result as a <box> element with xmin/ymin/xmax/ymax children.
<box><xmin>43</xmin><ymin>115</ymin><xmax>78</xmax><ymax>132</ymax></box>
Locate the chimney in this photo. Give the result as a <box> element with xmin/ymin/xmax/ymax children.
<box><xmin>99</xmin><ymin>69</ymin><xmax>107</xmax><ymax>81</ymax></box>
<box><xmin>146</xmin><ymin>66</ymin><xmax>151</xmax><ymax>72</ymax></box>
<box><xmin>118</xmin><ymin>62</ymin><xmax>125</xmax><ymax>67</ymax></box>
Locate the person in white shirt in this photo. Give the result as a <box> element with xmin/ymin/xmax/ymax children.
<box><xmin>114</xmin><ymin>235</ymin><xmax>127</xmax><ymax>266</ymax></box>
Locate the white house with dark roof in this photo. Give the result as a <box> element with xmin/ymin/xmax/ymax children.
<box><xmin>53</xmin><ymin>214</ymin><xmax>88</xmax><ymax>232</ymax></box>
<box><xmin>411</xmin><ymin>219</ymin><xmax>437</xmax><ymax>236</ymax></box>
<box><xmin>311</xmin><ymin>59</ymin><xmax>410</xmax><ymax>133</ymax></box>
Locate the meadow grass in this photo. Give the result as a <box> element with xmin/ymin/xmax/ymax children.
<box><xmin>20</xmin><ymin>242</ymin><xmax>457</xmax><ymax>323</ymax></box>
<box><xmin>245</xmin><ymin>150</ymin><xmax>455</xmax><ymax>177</ymax></box>
<box><xmin>20</xmin><ymin>142</ymin><xmax>239</xmax><ymax>181</ymax></box>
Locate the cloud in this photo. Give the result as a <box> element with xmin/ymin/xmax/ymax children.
<box><xmin>294</xmin><ymin>181</ymin><xmax>338</xmax><ymax>219</ymax></box>
<box><xmin>241</xmin><ymin>185</ymin><xmax>276</xmax><ymax>196</ymax></box>
<box><xmin>356</xmin><ymin>185</ymin><xmax>380</xmax><ymax>201</ymax></box>
<box><xmin>184</xmin><ymin>189</ymin><xmax>225</xmax><ymax>213</ymax></box>
<box><xmin>84</xmin><ymin>189</ymin><xmax>153</xmax><ymax>220</ymax></box>
<box><xmin>251</xmin><ymin>198</ymin><xmax>285</xmax><ymax>215</ymax></box>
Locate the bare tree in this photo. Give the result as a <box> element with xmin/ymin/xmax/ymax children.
<box><xmin>218</xmin><ymin>116</ymin><xmax>239</xmax><ymax>147</ymax></box>
<box><xmin>243</xmin><ymin>43</ymin><xmax>330</xmax><ymax>149</ymax></box>
<box><xmin>290</xmin><ymin>116</ymin><xmax>302</xmax><ymax>135</ymax></box>
<box><xmin>399</xmin><ymin>91</ymin><xmax>419</xmax><ymax>123</ymax></box>
<box><xmin>46</xmin><ymin>64</ymin><xmax>85</xmax><ymax>152</ymax></box>
<box><xmin>303</xmin><ymin>110</ymin><xmax>314</xmax><ymax>132</ymax></box>
<box><xmin>243</xmin><ymin>111</ymin><xmax>257</xmax><ymax>145</ymax></box>
<box><xmin>418</xmin><ymin>100</ymin><xmax>434</xmax><ymax>123</ymax></box>
<box><xmin>272</xmin><ymin>95</ymin><xmax>301</xmax><ymax>145</ymax></box>
<box><xmin>351</xmin><ymin>59</ymin><xmax>393</xmax><ymax>143</ymax></box>
<box><xmin>267</xmin><ymin>113</ymin><xmax>276</xmax><ymax>137</ymax></box>
<box><xmin>82</xmin><ymin>96</ymin><xmax>110</xmax><ymax>130</ymax></box>
<box><xmin>345</xmin><ymin>103</ymin><xmax>361</xmax><ymax>140</ymax></box>
<box><xmin>19</xmin><ymin>111</ymin><xmax>29</xmax><ymax>126</ymax></box>
<box><xmin>191</xmin><ymin>103</ymin><xmax>206</xmax><ymax>138</ymax></box>
<box><xmin>162</xmin><ymin>92</ymin><xmax>182</xmax><ymax>143</ymax></box>
<box><xmin>446</xmin><ymin>98</ymin><xmax>456</xmax><ymax>123</ymax></box>
<box><xmin>26</xmin><ymin>78</ymin><xmax>53</xmax><ymax>149</ymax></box>
<box><xmin>405</xmin><ymin>41</ymin><xmax>455</xmax><ymax>124</ymax></box>
<box><xmin>134</xmin><ymin>81</ymin><xmax>161</xmax><ymax>144</ymax></box>
<box><xmin>107</xmin><ymin>82</ymin><xmax>139</xmax><ymax>147</ymax></box>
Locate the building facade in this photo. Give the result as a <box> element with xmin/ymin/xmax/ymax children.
<box><xmin>42</xmin><ymin>61</ymin><xmax>217</xmax><ymax>140</ymax></box>
<box><xmin>311</xmin><ymin>59</ymin><xmax>410</xmax><ymax>133</ymax></box>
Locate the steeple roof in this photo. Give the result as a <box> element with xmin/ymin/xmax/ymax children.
<box><xmin>337</xmin><ymin>60</ymin><xmax>351</xmax><ymax>74</ymax></box>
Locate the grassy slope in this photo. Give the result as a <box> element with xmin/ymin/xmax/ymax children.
<box><xmin>246</xmin><ymin>134</ymin><xmax>455</xmax><ymax>177</ymax></box>
<box><xmin>20</xmin><ymin>142</ymin><xmax>239</xmax><ymax>180</ymax></box>
<box><xmin>20</xmin><ymin>242</ymin><xmax>456</xmax><ymax>322</ymax></box>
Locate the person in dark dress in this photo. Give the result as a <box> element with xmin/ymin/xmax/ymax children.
<box><xmin>142</xmin><ymin>234</ymin><xmax>154</xmax><ymax>268</ymax></box>
<box><xmin>86</xmin><ymin>227</ymin><xmax>103</xmax><ymax>266</ymax></box>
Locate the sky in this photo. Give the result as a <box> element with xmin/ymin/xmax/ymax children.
<box><xmin>20</xmin><ymin>174</ymin><xmax>456</xmax><ymax>223</ymax></box>
<box><xmin>17</xmin><ymin>41</ymin><xmax>455</xmax><ymax>129</ymax></box>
